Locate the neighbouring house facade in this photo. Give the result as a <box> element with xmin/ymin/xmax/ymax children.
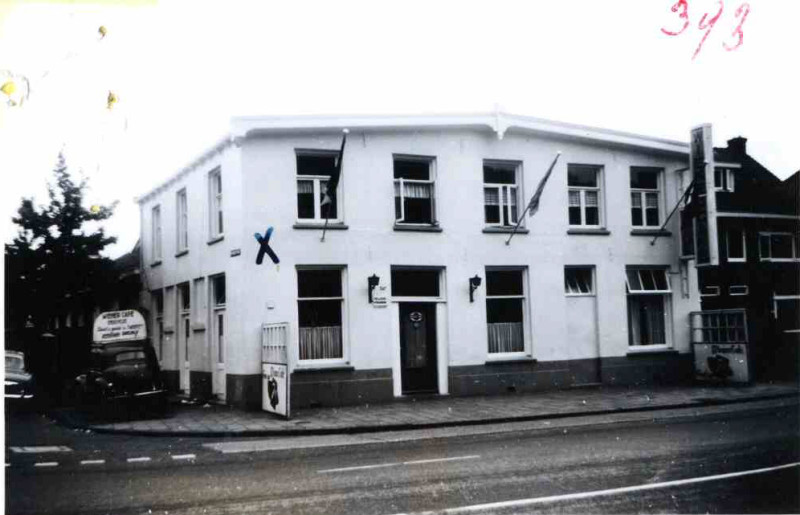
<box><xmin>680</xmin><ymin>137</ymin><xmax>799</xmax><ymax>381</ymax></box>
<box><xmin>137</xmin><ymin>113</ymin><xmax>703</xmax><ymax>409</ymax></box>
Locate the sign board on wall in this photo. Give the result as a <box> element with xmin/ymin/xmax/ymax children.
<box><xmin>92</xmin><ymin>310</ymin><xmax>147</xmax><ymax>343</ymax></box>
<box><xmin>694</xmin><ymin>343</ymin><xmax>749</xmax><ymax>383</ymax></box>
<box><xmin>689</xmin><ymin>124</ymin><xmax>719</xmax><ymax>267</ymax></box>
<box><xmin>372</xmin><ymin>285</ymin><xmax>388</xmax><ymax>308</ymax></box>
<box><xmin>262</xmin><ymin>363</ymin><xmax>289</xmax><ymax>417</ymax></box>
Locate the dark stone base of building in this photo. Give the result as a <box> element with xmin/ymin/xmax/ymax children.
<box><xmin>290</xmin><ymin>368</ymin><xmax>394</xmax><ymax>409</ymax></box>
<box><xmin>213</xmin><ymin>354</ymin><xmax>695</xmax><ymax>410</ymax></box>
<box><xmin>162</xmin><ymin>370</ymin><xmax>179</xmax><ymax>393</ymax></box>
<box><xmin>190</xmin><ymin>371</ymin><xmax>212</xmax><ymax>400</ymax></box>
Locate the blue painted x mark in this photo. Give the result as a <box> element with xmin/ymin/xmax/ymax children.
<box><xmin>254</xmin><ymin>227</ymin><xmax>280</xmax><ymax>265</ymax></box>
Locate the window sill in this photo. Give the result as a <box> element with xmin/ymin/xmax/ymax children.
<box><xmin>150</xmin><ymin>260</ymin><xmax>162</xmax><ymax>268</ymax></box>
<box><xmin>293</xmin><ymin>223</ymin><xmax>349</xmax><ymax>230</ymax></box>
<box><xmin>626</xmin><ymin>348</ymin><xmax>678</xmax><ymax>357</ymax></box>
<box><xmin>192</xmin><ymin>323</ymin><xmax>206</xmax><ymax>332</ymax></box>
<box><xmin>292</xmin><ymin>364</ymin><xmax>354</xmax><ymax>373</ymax></box>
<box><xmin>567</xmin><ymin>228</ymin><xmax>611</xmax><ymax>236</ymax></box>
<box><xmin>630</xmin><ymin>229</ymin><xmax>671</xmax><ymax>237</ymax></box>
<box><xmin>175</xmin><ymin>249</ymin><xmax>189</xmax><ymax>258</ymax></box>
<box><xmin>485</xmin><ymin>356</ymin><xmax>537</xmax><ymax>366</ymax></box>
<box><xmin>207</xmin><ymin>235</ymin><xmax>224</xmax><ymax>246</ymax></box>
<box><xmin>483</xmin><ymin>227</ymin><xmax>529</xmax><ymax>234</ymax></box>
<box><xmin>393</xmin><ymin>224</ymin><xmax>443</xmax><ymax>233</ymax></box>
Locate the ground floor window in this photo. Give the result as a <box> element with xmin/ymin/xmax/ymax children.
<box><xmin>485</xmin><ymin>268</ymin><xmax>526</xmax><ymax>354</ymax></box>
<box><xmin>297</xmin><ymin>268</ymin><xmax>345</xmax><ymax>361</ymax></box>
<box><xmin>626</xmin><ymin>268</ymin><xmax>672</xmax><ymax>347</ymax></box>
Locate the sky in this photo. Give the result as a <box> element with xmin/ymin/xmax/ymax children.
<box><xmin>1</xmin><ymin>0</ymin><xmax>798</xmax><ymax>259</ymax></box>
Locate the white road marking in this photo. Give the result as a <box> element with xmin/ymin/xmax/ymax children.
<box><xmin>80</xmin><ymin>459</ymin><xmax>106</xmax><ymax>465</ymax></box>
<box><xmin>318</xmin><ymin>455</ymin><xmax>481</xmax><ymax>474</ymax></box>
<box><xmin>34</xmin><ymin>462</ymin><xmax>58</xmax><ymax>467</ymax></box>
<box><xmin>126</xmin><ymin>457</ymin><xmax>151</xmax><ymax>463</ymax></box>
<box><xmin>318</xmin><ymin>462</ymin><xmax>401</xmax><ymax>474</ymax></box>
<box><xmin>403</xmin><ymin>455</ymin><xmax>481</xmax><ymax>466</ymax></box>
<box><xmin>390</xmin><ymin>461</ymin><xmax>800</xmax><ymax>515</ymax></box>
<box><xmin>171</xmin><ymin>454</ymin><xmax>196</xmax><ymax>460</ymax></box>
<box><xmin>10</xmin><ymin>446</ymin><xmax>72</xmax><ymax>453</ymax></box>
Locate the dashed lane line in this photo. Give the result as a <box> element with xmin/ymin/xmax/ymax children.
<box><xmin>318</xmin><ymin>455</ymin><xmax>481</xmax><ymax>474</ymax></box>
<box><xmin>10</xmin><ymin>446</ymin><xmax>72</xmax><ymax>453</ymax></box>
<box><xmin>390</xmin><ymin>461</ymin><xmax>800</xmax><ymax>515</ymax></box>
<box><xmin>126</xmin><ymin>457</ymin><xmax>152</xmax><ymax>463</ymax></box>
<box><xmin>80</xmin><ymin>459</ymin><xmax>106</xmax><ymax>465</ymax></box>
<box><xmin>34</xmin><ymin>462</ymin><xmax>59</xmax><ymax>467</ymax></box>
<box><xmin>171</xmin><ymin>454</ymin><xmax>196</xmax><ymax>461</ymax></box>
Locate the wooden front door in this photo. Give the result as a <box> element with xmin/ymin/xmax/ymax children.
<box><xmin>399</xmin><ymin>302</ymin><xmax>438</xmax><ymax>394</ymax></box>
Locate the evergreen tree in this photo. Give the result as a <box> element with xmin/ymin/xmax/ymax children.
<box><xmin>5</xmin><ymin>153</ymin><xmax>118</xmax><ymax>332</ymax></box>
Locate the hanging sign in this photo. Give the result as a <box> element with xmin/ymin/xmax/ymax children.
<box><xmin>690</xmin><ymin>124</ymin><xmax>719</xmax><ymax>267</ymax></box>
<box><xmin>92</xmin><ymin>310</ymin><xmax>147</xmax><ymax>343</ymax></box>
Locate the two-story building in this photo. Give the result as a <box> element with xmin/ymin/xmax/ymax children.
<box><xmin>136</xmin><ymin>112</ymin><xmax>702</xmax><ymax>409</ymax></box>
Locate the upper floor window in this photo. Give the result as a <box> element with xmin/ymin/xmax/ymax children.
<box><xmin>568</xmin><ymin>164</ymin><xmax>602</xmax><ymax>227</ymax></box>
<box><xmin>714</xmin><ymin>167</ymin><xmax>735</xmax><ymax>192</ymax></box>
<box><xmin>759</xmin><ymin>232</ymin><xmax>799</xmax><ymax>261</ymax></box>
<box><xmin>296</xmin><ymin>152</ymin><xmax>339</xmax><ymax>223</ymax></box>
<box><xmin>212</xmin><ymin>274</ymin><xmax>226</xmax><ymax>307</ymax></box>
<box><xmin>394</xmin><ymin>156</ymin><xmax>436</xmax><ymax>225</ymax></box>
<box><xmin>176</xmin><ymin>188</ymin><xmax>188</xmax><ymax>253</ymax></box>
<box><xmin>208</xmin><ymin>169</ymin><xmax>223</xmax><ymax>238</ymax></box>
<box><xmin>630</xmin><ymin>167</ymin><xmax>662</xmax><ymax>228</ymax></box>
<box><xmin>151</xmin><ymin>205</ymin><xmax>162</xmax><ymax>263</ymax></box>
<box><xmin>726</xmin><ymin>228</ymin><xmax>746</xmax><ymax>262</ymax></box>
<box><xmin>483</xmin><ymin>161</ymin><xmax>520</xmax><ymax>227</ymax></box>
<box><xmin>485</xmin><ymin>268</ymin><xmax>527</xmax><ymax>355</ymax></box>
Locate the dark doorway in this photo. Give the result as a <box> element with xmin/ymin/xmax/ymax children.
<box><xmin>399</xmin><ymin>302</ymin><xmax>438</xmax><ymax>394</ymax></box>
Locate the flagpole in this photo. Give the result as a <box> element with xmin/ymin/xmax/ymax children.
<box><xmin>504</xmin><ymin>204</ymin><xmax>531</xmax><ymax>246</ymax></box>
<box><xmin>506</xmin><ymin>151</ymin><xmax>561</xmax><ymax>246</ymax></box>
<box><xmin>320</xmin><ymin>129</ymin><xmax>348</xmax><ymax>243</ymax></box>
<box><xmin>650</xmin><ymin>177</ymin><xmax>695</xmax><ymax>246</ymax></box>
<box><xmin>320</xmin><ymin>203</ymin><xmax>330</xmax><ymax>242</ymax></box>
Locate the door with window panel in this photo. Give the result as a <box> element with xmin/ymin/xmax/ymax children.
<box><xmin>211</xmin><ymin>275</ymin><xmax>226</xmax><ymax>400</ymax></box>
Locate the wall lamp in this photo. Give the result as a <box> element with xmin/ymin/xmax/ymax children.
<box><xmin>469</xmin><ymin>275</ymin><xmax>482</xmax><ymax>303</ymax></box>
<box><xmin>368</xmin><ymin>274</ymin><xmax>380</xmax><ymax>303</ymax></box>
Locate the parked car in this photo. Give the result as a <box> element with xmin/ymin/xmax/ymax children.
<box><xmin>5</xmin><ymin>350</ymin><xmax>35</xmax><ymax>403</ymax></box>
<box><xmin>75</xmin><ymin>310</ymin><xmax>166</xmax><ymax>415</ymax></box>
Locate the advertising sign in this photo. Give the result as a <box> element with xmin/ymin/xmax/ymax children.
<box><xmin>372</xmin><ymin>285</ymin><xmax>388</xmax><ymax>308</ymax></box>
<box><xmin>92</xmin><ymin>310</ymin><xmax>147</xmax><ymax>343</ymax></box>
<box><xmin>689</xmin><ymin>124</ymin><xmax>719</xmax><ymax>266</ymax></box>
<box><xmin>694</xmin><ymin>343</ymin><xmax>749</xmax><ymax>383</ymax></box>
<box><xmin>262</xmin><ymin>363</ymin><xmax>289</xmax><ymax>417</ymax></box>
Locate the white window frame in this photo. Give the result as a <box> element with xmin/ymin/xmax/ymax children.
<box><xmin>714</xmin><ymin>166</ymin><xmax>736</xmax><ymax>192</ymax></box>
<box><xmin>567</xmin><ymin>164</ymin><xmax>604</xmax><ymax>228</ymax></box>
<box><xmin>700</xmin><ymin>286</ymin><xmax>720</xmax><ymax>297</ymax></box>
<box><xmin>625</xmin><ymin>267</ymin><xmax>673</xmax><ymax>350</ymax></box>
<box><xmin>296</xmin><ymin>151</ymin><xmax>342</xmax><ymax>224</ymax></box>
<box><xmin>483</xmin><ymin>160</ymin><xmax>521</xmax><ymax>228</ymax></box>
<box><xmin>630</xmin><ymin>167</ymin><xmax>663</xmax><ymax>229</ymax></box>
<box><xmin>208</xmin><ymin>168</ymin><xmax>223</xmax><ymax>239</ymax></box>
<box><xmin>564</xmin><ymin>266</ymin><xmax>595</xmax><ymax>296</ymax></box>
<box><xmin>759</xmin><ymin>232</ymin><xmax>799</xmax><ymax>262</ymax></box>
<box><xmin>485</xmin><ymin>266</ymin><xmax>529</xmax><ymax>359</ymax></box>
<box><xmin>730</xmin><ymin>285</ymin><xmax>749</xmax><ymax>296</ymax></box>
<box><xmin>394</xmin><ymin>155</ymin><xmax>437</xmax><ymax>226</ymax></box>
<box><xmin>176</xmin><ymin>188</ymin><xmax>188</xmax><ymax>253</ymax></box>
<box><xmin>726</xmin><ymin>228</ymin><xmax>746</xmax><ymax>262</ymax></box>
<box><xmin>151</xmin><ymin>205</ymin><xmax>162</xmax><ymax>263</ymax></box>
<box><xmin>296</xmin><ymin>266</ymin><xmax>348</xmax><ymax>366</ymax></box>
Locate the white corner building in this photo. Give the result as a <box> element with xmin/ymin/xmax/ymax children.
<box><xmin>136</xmin><ymin>112</ymin><xmax>700</xmax><ymax>409</ymax></box>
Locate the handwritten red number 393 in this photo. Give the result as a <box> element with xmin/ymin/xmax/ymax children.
<box><xmin>661</xmin><ymin>0</ymin><xmax>750</xmax><ymax>59</ymax></box>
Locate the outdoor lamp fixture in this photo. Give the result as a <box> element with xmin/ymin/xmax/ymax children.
<box><xmin>469</xmin><ymin>275</ymin><xmax>482</xmax><ymax>303</ymax></box>
<box><xmin>368</xmin><ymin>274</ymin><xmax>380</xmax><ymax>303</ymax></box>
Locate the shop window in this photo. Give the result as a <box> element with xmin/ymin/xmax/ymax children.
<box><xmin>626</xmin><ymin>268</ymin><xmax>672</xmax><ymax>347</ymax></box>
<box><xmin>568</xmin><ymin>164</ymin><xmax>603</xmax><ymax>227</ymax></box>
<box><xmin>564</xmin><ymin>266</ymin><xmax>594</xmax><ymax>295</ymax></box>
<box><xmin>484</xmin><ymin>161</ymin><xmax>520</xmax><ymax>227</ymax></box>
<box><xmin>630</xmin><ymin>167</ymin><xmax>662</xmax><ymax>228</ymax></box>
<box><xmin>297</xmin><ymin>268</ymin><xmax>345</xmax><ymax>361</ymax></box>
<box><xmin>485</xmin><ymin>268</ymin><xmax>526</xmax><ymax>355</ymax></box>
<box><xmin>394</xmin><ymin>157</ymin><xmax>436</xmax><ymax>225</ymax></box>
<box><xmin>296</xmin><ymin>152</ymin><xmax>339</xmax><ymax>222</ymax></box>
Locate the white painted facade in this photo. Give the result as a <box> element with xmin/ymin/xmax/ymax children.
<box><xmin>137</xmin><ymin>113</ymin><xmax>700</xmax><ymax>407</ymax></box>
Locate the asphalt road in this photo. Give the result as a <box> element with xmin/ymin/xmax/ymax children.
<box><xmin>5</xmin><ymin>400</ymin><xmax>800</xmax><ymax>514</ymax></box>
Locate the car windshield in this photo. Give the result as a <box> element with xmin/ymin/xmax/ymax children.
<box><xmin>6</xmin><ymin>355</ymin><xmax>25</xmax><ymax>372</ymax></box>
<box><xmin>115</xmin><ymin>351</ymin><xmax>146</xmax><ymax>363</ymax></box>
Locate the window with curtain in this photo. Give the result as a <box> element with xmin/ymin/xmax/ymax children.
<box><xmin>483</xmin><ymin>162</ymin><xmax>519</xmax><ymax>227</ymax></box>
<box><xmin>625</xmin><ymin>268</ymin><xmax>672</xmax><ymax>347</ymax></box>
<box><xmin>297</xmin><ymin>268</ymin><xmax>345</xmax><ymax>361</ymax></box>
<box><xmin>568</xmin><ymin>165</ymin><xmax>602</xmax><ymax>227</ymax></box>
<box><xmin>485</xmin><ymin>268</ymin><xmax>526</xmax><ymax>354</ymax></box>
<box><xmin>394</xmin><ymin>157</ymin><xmax>435</xmax><ymax>225</ymax></box>
<box><xmin>297</xmin><ymin>152</ymin><xmax>339</xmax><ymax>222</ymax></box>
<box><xmin>630</xmin><ymin>167</ymin><xmax>661</xmax><ymax>228</ymax></box>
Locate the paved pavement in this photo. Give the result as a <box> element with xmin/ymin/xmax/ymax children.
<box><xmin>51</xmin><ymin>382</ymin><xmax>799</xmax><ymax>437</ymax></box>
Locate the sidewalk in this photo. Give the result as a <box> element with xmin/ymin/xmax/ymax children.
<box><xmin>53</xmin><ymin>382</ymin><xmax>799</xmax><ymax>437</ymax></box>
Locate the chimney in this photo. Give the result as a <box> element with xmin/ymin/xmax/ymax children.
<box><xmin>727</xmin><ymin>137</ymin><xmax>747</xmax><ymax>157</ymax></box>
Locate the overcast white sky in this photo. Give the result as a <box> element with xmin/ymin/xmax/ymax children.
<box><xmin>1</xmin><ymin>0</ymin><xmax>798</xmax><ymax>258</ymax></box>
